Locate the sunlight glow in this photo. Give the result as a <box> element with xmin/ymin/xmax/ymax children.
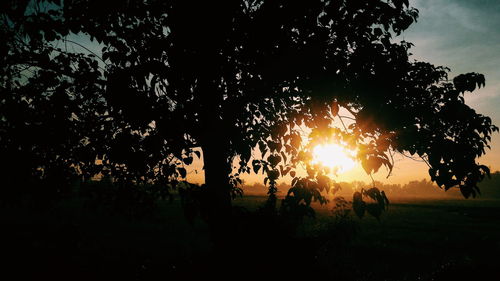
<box><xmin>312</xmin><ymin>143</ymin><xmax>357</xmax><ymax>174</ymax></box>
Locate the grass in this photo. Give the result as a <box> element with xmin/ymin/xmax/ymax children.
<box><xmin>329</xmin><ymin>198</ymin><xmax>500</xmax><ymax>280</ymax></box>
<box><xmin>1</xmin><ymin>195</ymin><xmax>500</xmax><ymax>280</ymax></box>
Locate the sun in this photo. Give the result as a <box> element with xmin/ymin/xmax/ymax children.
<box><xmin>312</xmin><ymin>143</ymin><xmax>357</xmax><ymax>174</ymax></box>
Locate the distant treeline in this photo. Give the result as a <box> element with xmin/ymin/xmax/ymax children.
<box><xmin>243</xmin><ymin>172</ymin><xmax>500</xmax><ymax>199</ymax></box>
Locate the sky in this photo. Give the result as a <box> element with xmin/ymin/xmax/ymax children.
<box><xmin>395</xmin><ymin>0</ymin><xmax>500</xmax><ymax>179</ymax></box>
<box><xmin>65</xmin><ymin>0</ymin><xmax>500</xmax><ymax>185</ymax></box>
<box><xmin>235</xmin><ymin>0</ymin><xmax>500</xmax><ymax>185</ymax></box>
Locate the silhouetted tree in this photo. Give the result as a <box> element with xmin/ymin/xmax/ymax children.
<box><xmin>1</xmin><ymin>0</ymin><xmax>497</xmax><ymax>236</ymax></box>
<box><xmin>1</xmin><ymin>0</ymin><xmax>108</xmax><ymax>206</ymax></box>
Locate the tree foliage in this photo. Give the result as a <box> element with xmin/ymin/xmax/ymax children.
<box><xmin>1</xmin><ymin>0</ymin><xmax>497</xmax><ymax>219</ymax></box>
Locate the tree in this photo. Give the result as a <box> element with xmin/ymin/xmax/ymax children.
<box><xmin>1</xmin><ymin>0</ymin><xmax>497</xmax><ymax>236</ymax></box>
<box><xmin>0</xmin><ymin>0</ymin><xmax>107</xmax><ymax>206</ymax></box>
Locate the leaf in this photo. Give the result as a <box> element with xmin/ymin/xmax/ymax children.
<box><xmin>381</xmin><ymin>190</ymin><xmax>390</xmax><ymax>208</ymax></box>
<box><xmin>267</xmin><ymin>169</ymin><xmax>280</xmax><ymax>180</ymax></box>
<box><xmin>381</xmin><ymin>35</ymin><xmax>391</xmax><ymax>48</ymax></box>
<box><xmin>362</xmin><ymin>156</ymin><xmax>384</xmax><ymax>175</ymax></box>
<box><xmin>352</xmin><ymin>191</ymin><xmax>366</xmax><ymax>218</ymax></box>
<box><xmin>178</xmin><ymin>167</ymin><xmax>187</xmax><ymax>178</ymax></box>
<box><xmin>366</xmin><ymin>203</ymin><xmax>382</xmax><ymax>220</ymax></box>
<box><xmin>258</xmin><ymin>140</ymin><xmax>268</xmax><ymax>156</ymax></box>
<box><xmin>372</xmin><ymin>157</ymin><xmax>383</xmax><ymax>173</ymax></box>
<box><xmin>183</xmin><ymin>156</ymin><xmax>193</xmax><ymax>165</ymax></box>
<box><xmin>291</xmin><ymin>134</ymin><xmax>301</xmax><ymax>148</ymax></box>
<box><xmin>281</xmin><ymin>151</ymin><xmax>288</xmax><ymax>164</ymax></box>
<box><xmin>268</xmin><ymin>154</ymin><xmax>281</xmax><ymax>167</ymax></box>
<box><xmin>252</xmin><ymin>160</ymin><xmax>261</xmax><ymax>174</ymax></box>
<box><xmin>380</xmin><ymin>156</ymin><xmax>393</xmax><ymax>178</ymax></box>
<box><xmin>194</xmin><ymin>151</ymin><xmax>201</xmax><ymax>159</ymax></box>
<box><xmin>304</xmin><ymin>191</ymin><xmax>312</xmax><ymax>206</ymax></box>
<box><xmin>331</xmin><ymin>183</ymin><xmax>342</xmax><ymax>194</ymax></box>
<box><xmin>361</xmin><ymin>158</ymin><xmax>371</xmax><ymax>175</ymax></box>
<box><xmin>453</xmin><ymin>73</ymin><xmax>486</xmax><ymax>93</ymax></box>
<box><xmin>363</xmin><ymin>187</ymin><xmax>381</xmax><ymax>201</ymax></box>
<box><xmin>377</xmin><ymin>139</ymin><xmax>390</xmax><ymax>152</ymax></box>
<box><xmin>282</xmin><ymin>166</ymin><xmax>291</xmax><ymax>176</ymax></box>
<box><xmin>331</xmin><ymin>100</ymin><xmax>339</xmax><ymax>117</ymax></box>
<box><xmin>316</xmin><ymin>174</ymin><xmax>330</xmax><ymax>191</ymax></box>
<box><xmin>460</xmin><ymin>185</ymin><xmax>472</xmax><ymax>199</ymax></box>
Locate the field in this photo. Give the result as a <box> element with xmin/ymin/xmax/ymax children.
<box><xmin>1</xmin><ymin>195</ymin><xmax>500</xmax><ymax>280</ymax></box>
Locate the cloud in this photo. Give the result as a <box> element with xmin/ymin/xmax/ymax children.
<box><xmin>403</xmin><ymin>0</ymin><xmax>500</xmax><ymax>95</ymax></box>
<box><xmin>402</xmin><ymin>1</ymin><xmax>500</xmax><ymax>170</ymax></box>
<box><xmin>418</xmin><ymin>0</ymin><xmax>487</xmax><ymax>32</ymax></box>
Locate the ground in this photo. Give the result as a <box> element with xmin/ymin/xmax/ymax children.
<box><xmin>1</xmin><ymin>195</ymin><xmax>500</xmax><ymax>280</ymax></box>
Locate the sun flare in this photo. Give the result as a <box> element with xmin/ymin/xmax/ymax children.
<box><xmin>312</xmin><ymin>143</ymin><xmax>357</xmax><ymax>174</ymax></box>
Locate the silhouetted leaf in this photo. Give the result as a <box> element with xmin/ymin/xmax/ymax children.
<box><xmin>178</xmin><ymin>167</ymin><xmax>187</xmax><ymax>178</ymax></box>
<box><xmin>353</xmin><ymin>191</ymin><xmax>366</xmax><ymax>218</ymax></box>
<box><xmin>194</xmin><ymin>151</ymin><xmax>201</xmax><ymax>159</ymax></box>
<box><xmin>331</xmin><ymin>100</ymin><xmax>339</xmax><ymax>117</ymax></box>
<box><xmin>183</xmin><ymin>156</ymin><xmax>193</xmax><ymax>165</ymax></box>
<box><xmin>252</xmin><ymin>160</ymin><xmax>261</xmax><ymax>174</ymax></box>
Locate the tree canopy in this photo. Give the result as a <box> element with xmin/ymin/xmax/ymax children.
<box><xmin>1</xmin><ymin>0</ymin><xmax>497</xmax><ymax>219</ymax></box>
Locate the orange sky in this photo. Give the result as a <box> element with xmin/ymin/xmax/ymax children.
<box><xmin>184</xmin><ymin>102</ymin><xmax>498</xmax><ymax>186</ymax></box>
<box><xmin>184</xmin><ymin>148</ymin><xmax>435</xmax><ymax>186</ymax></box>
<box><xmin>70</xmin><ymin>0</ymin><xmax>498</xmax><ymax>186</ymax></box>
<box><xmin>185</xmin><ymin>0</ymin><xmax>500</xmax><ymax>186</ymax></box>
<box><xmin>400</xmin><ymin>0</ymin><xmax>500</xmax><ymax>181</ymax></box>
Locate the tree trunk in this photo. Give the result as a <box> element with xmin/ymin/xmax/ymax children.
<box><xmin>201</xmin><ymin>124</ymin><xmax>233</xmax><ymax>248</ymax></box>
<box><xmin>196</xmin><ymin>74</ymin><xmax>234</xmax><ymax>247</ymax></box>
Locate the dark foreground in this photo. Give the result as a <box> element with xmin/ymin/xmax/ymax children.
<box><xmin>1</xmin><ymin>195</ymin><xmax>500</xmax><ymax>281</ymax></box>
